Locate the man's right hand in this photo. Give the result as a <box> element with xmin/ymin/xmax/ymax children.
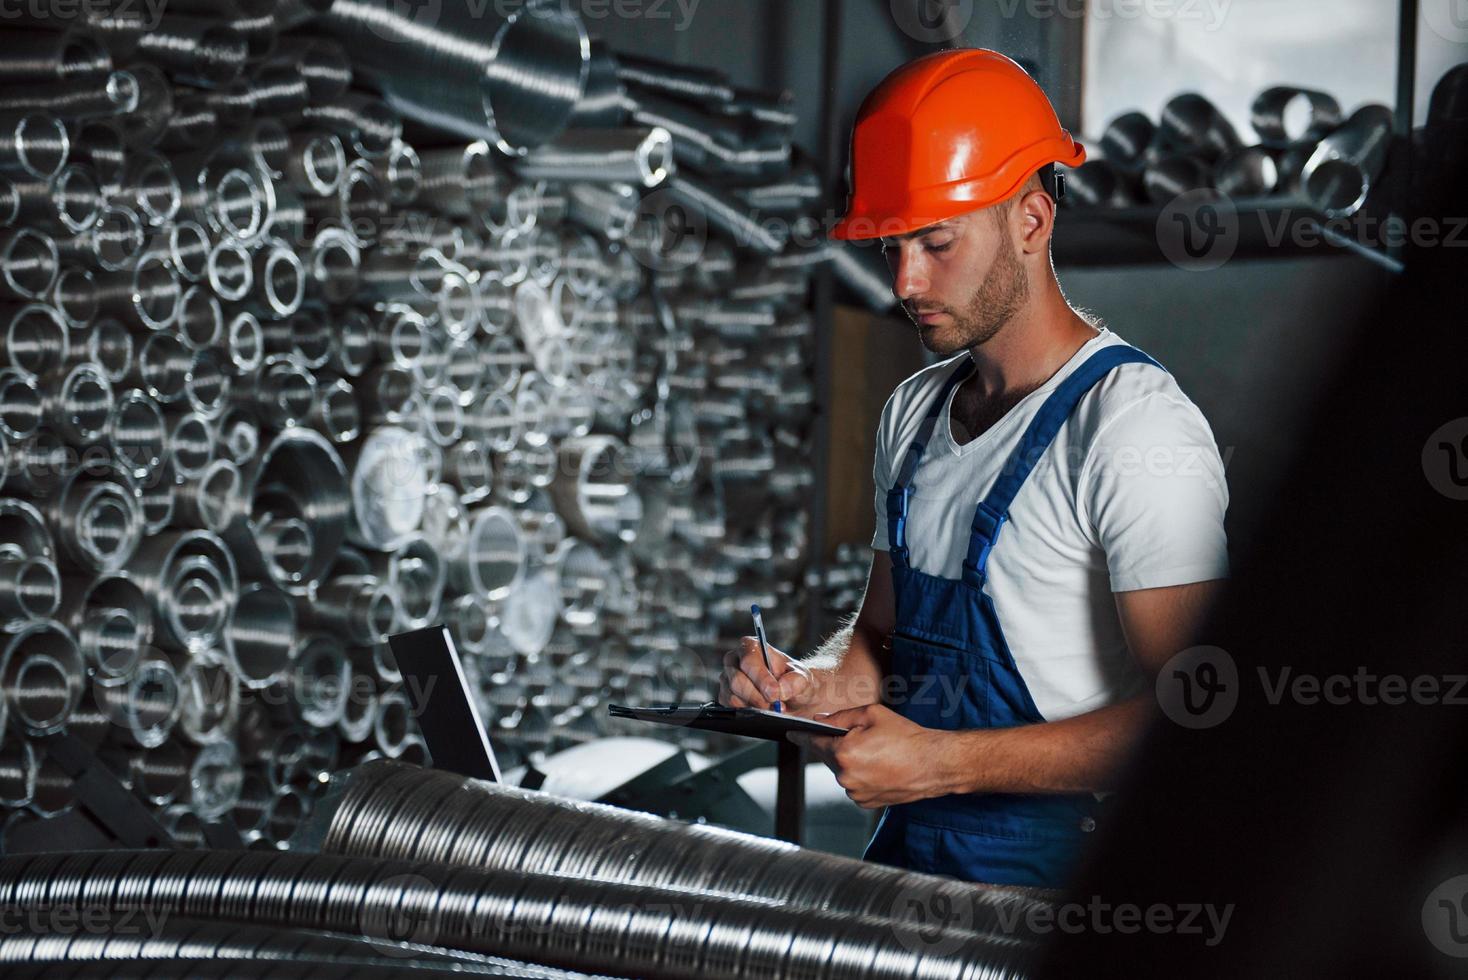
<box><xmin>717</xmin><ymin>637</ymin><xmax>814</xmax><ymax>712</ymax></box>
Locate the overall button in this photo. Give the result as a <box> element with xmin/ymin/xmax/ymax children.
<box><xmin>1079</xmin><ymin>816</ymin><xmax>1097</xmax><ymax>833</ymax></box>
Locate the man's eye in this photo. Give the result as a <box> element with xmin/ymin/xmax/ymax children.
<box><xmin>927</xmin><ymin>241</ymin><xmax>953</xmax><ymax>253</ymax></box>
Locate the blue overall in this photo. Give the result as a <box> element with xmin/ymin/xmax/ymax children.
<box><xmin>862</xmin><ymin>344</ymin><xmax>1165</xmax><ymax>887</ymax></box>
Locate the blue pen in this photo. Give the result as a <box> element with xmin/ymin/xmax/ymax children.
<box><xmin>750</xmin><ymin>604</ymin><xmax>781</xmax><ymax>712</ymax></box>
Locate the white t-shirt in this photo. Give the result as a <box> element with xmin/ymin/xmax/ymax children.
<box><xmin>870</xmin><ymin>327</ymin><xmax>1230</xmax><ymax>721</ymax></box>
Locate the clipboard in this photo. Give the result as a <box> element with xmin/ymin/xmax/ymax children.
<box><xmin>607</xmin><ymin>702</ymin><xmax>849</xmax><ymax>741</ymax></box>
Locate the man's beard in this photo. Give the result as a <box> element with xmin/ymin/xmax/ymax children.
<box><xmin>910</xmin><ymin>243</ymin><xmax>1029</xmax><ymax>356</ymax></box>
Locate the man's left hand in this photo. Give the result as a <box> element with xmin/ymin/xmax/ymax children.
<box><xmin>788</xmin><ymin>703</ymin><xmax>954</xmax><ymax>808</ymax></box>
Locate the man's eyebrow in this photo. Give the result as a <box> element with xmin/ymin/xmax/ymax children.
<box><xmin>881</xmin><ymin>222</ymin><xmax>957</xmax><ymax>245</ymax></box>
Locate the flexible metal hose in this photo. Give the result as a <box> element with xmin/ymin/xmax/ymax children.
<box><xmin>0</xmin><ymin>846</ymin><xmax>1036</xmax><ymax>979</ymax></box>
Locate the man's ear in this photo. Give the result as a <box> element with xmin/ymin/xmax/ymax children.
<box><xmin>1017</xmin><ymin>184</ymin><xmax>1056</xmax><ymax>255</ymax></box>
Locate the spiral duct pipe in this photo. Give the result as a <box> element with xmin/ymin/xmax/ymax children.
<box><xmin>0</xmin><ymin>846</ymin><xmax>1037</xmax><ymax>979</ymax></box>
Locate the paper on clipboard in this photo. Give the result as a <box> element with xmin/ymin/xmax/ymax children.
<box><xmin>607</xmin><ymin>702</ymin><xmax>849</xmax><ymax>741</ymax></box>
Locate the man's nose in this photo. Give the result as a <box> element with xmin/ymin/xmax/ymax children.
<box><xmin>890</xmin><ymin>247</ymin><xmax>928</xmax><ymax>301</ymax></box>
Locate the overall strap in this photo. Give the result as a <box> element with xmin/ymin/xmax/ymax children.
<box><xmin>962</xmin><ymin>345</ymin><xmax>1166</xmax><ymax>589</ymax></box>
<box><xmin>887</xmin><ymin>357</ymin><xmax>976</xmax><ymax>569</ymax></box>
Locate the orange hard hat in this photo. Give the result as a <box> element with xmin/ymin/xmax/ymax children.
<box><xmin>830</xmin><ymin>49</ymin><xmax>1086</xmax><ymax>241</ymax></box>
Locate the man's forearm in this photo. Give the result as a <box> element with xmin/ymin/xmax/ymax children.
<box><xmin>793</xmin><ymin>617</ymin><xmax>888</xmax><ymax>715</ymax></box>
<box><xmin>930</xmin><ymin>696</ymin><xmax>1152</xmax><ymax>795</ymax></box>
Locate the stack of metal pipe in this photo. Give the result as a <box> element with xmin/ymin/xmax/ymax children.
<box><xmin>0</xmin><ymin>0</ymin><xmax>845</xmax><ymax>853</ymax></box>
<box><xmin>1064</xmin><ymin>86</ymin><xmax>1396</xmax><ymax>219</ymax></box>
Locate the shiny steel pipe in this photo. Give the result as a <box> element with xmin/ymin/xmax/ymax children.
<box><xmin>0</xmin><ymin>554</ymin><xmax>60</xmax><ymax>628</ymax></box>
<box><xmin>201</xmin><ymin>77</ymin><xmax>256</xmax><ymax>130</ymax></box>
<box><xmin>1061</xmin><ymin>159</ymin><xmax>1137</xmax><ymax>209</ymax></box>
<box><xmin>298</xmin><ymin>92</ymin><xmax>401</xmax><ymax>159</ymax></box>
<box><xmin>224</xmin><ymin>311</ymin><xmax>263</xmax><ymax>378</ymax></box>
<box><xmin>176</xmin><ymin>281</ymin><xmax>223</xmax><ymax>348</ymax></box>
<box><xmin>123</xmin><ymin>332</ymin><xmax>189</xmax><ymax>406</ymax></box>
<box><xmin>284</xmin><ymin>129</ymin><xmax>347</xmax><ymax>197</ymax></box>
<box><xmin>49</xmin><ymin>460</ymin><xmax>142</xmax><ymax>573</ymax></box>
<box><xmin>238</xmin><ymin>352</ymin><xmax>317</xmax><ymax>425</ymax></box>
<box><xmin>327</xmin><ymin>307</ymin><xmax>372</xmax><ymax>378</ymax></box>
<box><xmin>292</xmin><ymin>633</ymin><xmax>351</xmax><ymax>729</ymax></box>
<box><xmin>123</xmin><ymin>150</ymin><xmax>182</xmax><ymax>226</ymax></box>
<box><xmin>206</xmin><ymin>237</ymin><xmax>252</xmax><ymax>302</ymax></box>
<box><xmin>1</xmin><ymin>620</ymin><xmax>83</xmax><ymax>736</ymax></box>
<box><xmin>303</xmin><ymin>575</ymin><xmax>402</xmax><ymax>646</ymax></box>
<box><xmin>93</xmin><ymin>248</ymin><xmax>180</xmax><ymax>329</ymax></box>
<box><xmin>372</xmin><ymin>532</ymin><xmax>445</xmax><ymax>629</ymax></box>
<box><xmin>10</xmin><ymin>163</ymin><xmax>100</xmax><ymax>235</ymax></box>
<box><xmin>553</xmin><ymin>537</ymin><xmax>608</xmax><ymax>632</ymax></box>
<box><xmin>248</xmin><ymin>62</ymin><xmax>310</xmax><ymax>119</ymax></box>
<box><xmin>249</xmin><ymin>236</ymin><xmax>306</xmax><ymax>319</ymax></box>
<box><xmin>565</xmin><ymin>180</ymin><xmax>638</xmax><ymax>241</ymax></box>
<box><xmin>1214</xmin><ymin>146</ymin><xmax>1280</xmax><ymax>198</ymax></box>
<box><xmin>1142</xmin><ymin>154</ymin><xmax>1214</xmax><ymax>204</ymax></box>
<box><xmin>217</xmin><ymin>407</ymin><xmax>258</xmax><ymax>468</ymax></box>
<box><xmin>1</xmin><ymin>301</ymin><xmax>67</xmax><ymax>377</ymax></box>
<box><xmin>617</xmin><ymin>51</ymin><xmax>736</xmax><ymax>103</ymax></box>
<box><xmin>446</xmin><ymin>505</ymin><xmax>525</xmax><ymax>600</ymax></box>
<box><xmin>0</xmin><ymin>26</ymin><xmax>111</xmax><ymax>85</ymax></box>
<box><xmin>187</xmin><ymin>739</ymin><xmax>244</xmax><ymax>819</ymax></box>
<box><xmin>90</xmin><ymin>15</ymin><xmax>249</xmax><ymax>89</ymax></box>
<box><xmin>175</xmin><ymin>457</ymin><xmax>241</xmax><ymax>533</ymax></box>
<box><xmin>371</xmin><ymin>137</ymin><xmax>422</xmax><ymax>206</ymax></box>
<box><xmin>1251</xmin><ymin>85</ymin><xmax>1343</xmax><ymax>147</ymax></box>
<box><xmin>132</xmin><ymin>529</ymin><xmax>238</xmax><ymax>653</ymax></box>
<box><xmin>306</xmin><ymin>226</ymin><xmax>361</xmax><ymax>305</ymax></box>
<box><xmin>147</xmin><ymin>220</ymin><xmax>210</xmax><ymax>286</ymax></box>
<box><xmin>551</xmin><ymin>435</ymin><xmax>643</xmax><ymax>545</ymax></box>
<box><xmin>93</xmin><ymin>647</ymin><xmax>183</xmax><ymax>749</ymax></box>
<box><xmin>124</xmin><ymin>737</ymin><xmax>189</xmax><ymax>803</ymax></box>
<box><xmin>231</xmin><ymin>427</ymin><xmax>350</xmax><ymax>594</ymax></box>
<box><xmin>309</xmin><ymin>375</ymin><xmax>362</xmax><ymax>445</ymax></box>
<box><xmin>416</xmin><ymin>140</ymin><xmax>506</xmax><ymax>221</ymax></box>
<box><xmin>4</xmin><ymin>427</ymin><xmax>69</xmax><ymax>497</ymax></box>
<box><xmin>41</xmin><ymin>361</ymin><xmax>111</xmax><ymax>445</ymax></box>
<box><xmin>108</xmin><ymin>387</ymin><xmax>167</xmax><ymax>481</ymax></box>
<box><xmin>177</xmin><ymin>646</ymin><xmax>238</xmax><ymax>744</ymax></box>
<box><xmin>227</xmin><ymin>581</ymin><xmax>296</xmax><ymax>688</ymax></box>
<box><xmin>1301</xmin><ymin>103</ymin><xmax>1394</xmax><ymax>219</ymax></box>
<box><xmin>184</xmin><ymin>344</ymin><xmax>230</xmax><ymax>419</ymax></box>
<box><xmin>58</xmin><ymin>202</ymin><xmax>143</xmax><ymax>272</ymax></box>
<box><xmin>346</xmin><ymin>424</ymin><xmax>431</xmax><ymax>551</ymax></box>
<box><xmin>70</xmin><ymin>117</ymin><xmax>127</xmax><ymax>186</ymax></box>
<box><xmin>0</xmin><ymin>368</ymin><xmax>41</xmax><ymax>440</ymax></box>
<box><xmin>177</xmin><ymin>161</ymin><xmax>266</xmax><ymax>243</ymax></box>
<box><xmin>0</xmin><ymin>110</ymin><xmax>67</xmax><ymax>180</ymax></box>
<box><xmin>666</xmin><ymin>173</ymin><xmax>785</xmax><ymax>254</ymax></box>
<box><xmin>4</xmin><ymin>69</ymin><xmax>131</xmax><ymax>124</ymax></box>
<box><xmin>157</xmin><ymin>93</ymin><xmax>220</xmax><ymax>152</ymax></box>
<box><xmin>1099</xmin><ymin>110</ymin><xmax>1156</xmax><ymax>170</ymax></box>
<box><xmin>0</xmin><ymin>228</ymin><xmax>58</xmax><ymax>301</ymax></box>
<box><xmin>0</xmin><ymin>738</ymin><xmax>35</xmax><ymax>807</ymax></box>
<box><xmin>166</xmin><ymin>410</ymin><xmax>216</xmax><ymax>480</ymax></box>
<box><xmin>264</xmin><ymin>35</ymin><xmax>353</xmax><ymax>101</ymax></box>
<box><xmin>1159</xmin><ymin>92</ymin><xmax>1243</xmax><ymax>163</ymax></box>
<box><xmin>219</xmin><ymin>113</ymin><xmax>286</xmax><ymax>169</ymax></box>
<box><xmin>322</xmin><ymin>0</ymin><xmax>588</xmax><ymax>155</ymax></box>
<box><xmin>511</xmin><ymin>126</ymin><xmax>673</xmax><ymax>187</ymax></box>
<box><xmin>57</xmin><ymin>571</ymin><xmax>151</xmax><ymax>679</ymax></box>
<box><xmin>138</xmin><ymin>464</ymin><xmax>177</xmax><ymax>534</ymax></box>
<box><xmin>118</xmin><ymin>64</ymin><xmax>172</xmax><ymax>149</ymax></box>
